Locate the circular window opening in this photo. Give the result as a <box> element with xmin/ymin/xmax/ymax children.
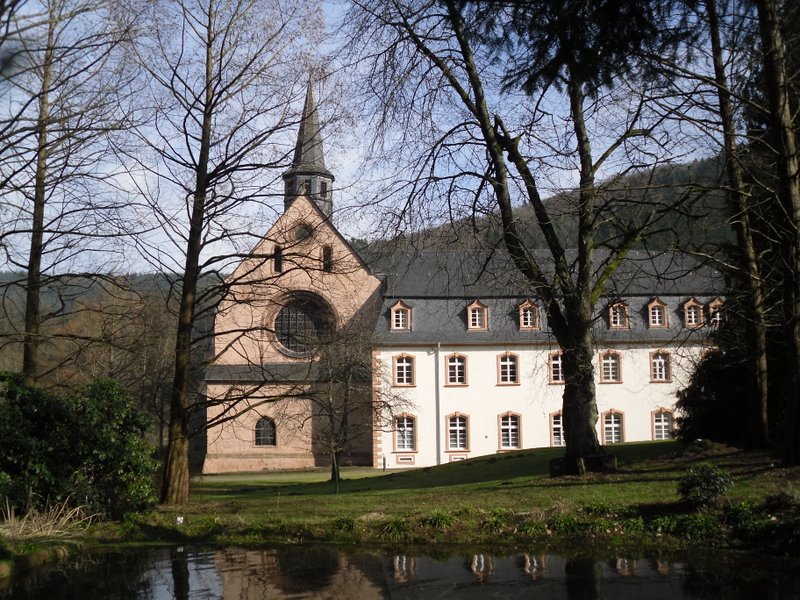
<box><xmin>274</xmin><ymin>295</ymin><xmax>333</xmax><ymax>355</ymax></box>
<box><xmin>294</xmin><ymin>223</ymin><xmax>313</xmax><ymax>243</ymax></box>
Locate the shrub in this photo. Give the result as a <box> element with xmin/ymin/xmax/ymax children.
<box><xmin>677</xmin><ymin>463</ymin><xmax>733</xmax><ymax>508</ymax></box>
<box><xmin>0</xmin><ymin>373</ymin><xmax>157</xmax><ymax>519</ymax></box>
<box><xmin>481</xmin><ymin>508</ymin><xmax>512</xmax><ymax>532</ymax></box>
<box><xmin>378</xmin><ymin>516</ymin><xmax>410</xmax><ymax>541</ymax></box>
<box><xmin>421</xmin><ymin>509</ymin><xmax>455</xmax><ymax>530</ymax></box>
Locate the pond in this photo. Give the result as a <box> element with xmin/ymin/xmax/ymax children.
<box><xmin>1</xmin><ymin>546</ymin><xmax>799</xmax><ymax>599</ymax></box>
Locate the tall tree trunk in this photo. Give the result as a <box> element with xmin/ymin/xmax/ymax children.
<box><xmin>22</xmin><ymin>6</ymin><xmax>56</xmax><ymax>387</ymax></box>
<box><xmin>160</xmin><ymin>6</ymin><xmax>214</xmax><ymax>504</ymax></box>
<box><xmin>754</xmin><ymin>0</ymin><xmax>800</xmax><ymax>464</ymax></box>
<box><xmin>562</xmin><ymin>323</ymin><xmax>602</xmax><ymax>463</ymax></box>
<box><xmin>707</xmin><ymin>0</ymin><xmax>770</xmax><ymax>447</ymax></box>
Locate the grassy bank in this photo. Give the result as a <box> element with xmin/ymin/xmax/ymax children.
<box><xmin>79</xmin><ymin>440</ymin><xmax>800</xmax><ymax>556</ymax></box>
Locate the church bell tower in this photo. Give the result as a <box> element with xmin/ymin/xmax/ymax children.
<box><xmin>282</xmin><ymin>82</ymin><xmax>335</xmax><ymax>218</ymax></box>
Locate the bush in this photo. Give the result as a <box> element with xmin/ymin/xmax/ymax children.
<box><xmin>677</xmin><ymin>463</ymin><xmax>733</xmax><ymax>508</ymax></box>
<box><xmin>0</xmin><ymin>373</ymin><xmax>157</xmax><ymax>519</ymax></box>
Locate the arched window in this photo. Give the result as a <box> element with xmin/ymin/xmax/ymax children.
<box><xmin>650</xmin><ymin>351</ymin><xmax>671</xmax><ymax>382</ymax></box>
<box><xmin>497</xmin><ymin>353</ymin><xmax>519</xmax><ymax>384</ymax></box>
<box><xmin>499</xmin><ymin>413</ymin><xmax>520</xmax><ymax>449</ymax></box>
<box><xmin>599</xmin><ymin>350</ymin><xmax>622</xmax><ymax>383</ymax></box>
<box><xmin>448</xmin><ymin>414</ymin><xmax>469</xmax><ymax>450</ymax></box>
<box><xmin>395</xmin><ymin>415</ymin><xmax>416</xmax><ymax>451</ymax></box>
<box><xmin>446</xmin><ymin>354</ymin><xmax>467</xmax><ymax>385</ymax></box>
<box><xmin>653</xmin><ymin>410</ymin><xmax>674</xmax><ymax>440</ymax></box>
<box><xmin>602</xmin><ymin>411</ymin><xmax>624</xmax><ymax>444</ymax></box>
<box><xmin>393</xmin><ymin>354</ymin><xmax>415</xmax><ymax>386</ymax></box>
<box><xmin>255</xmin><ymin>417</ymin><xmax>276</xmax><ymax>446</ymax></box>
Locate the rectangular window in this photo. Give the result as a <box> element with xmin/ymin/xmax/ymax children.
<box><xmin>649</xmin><ymin>303</ymin><xmax>667</xmax><ymax>327</ymax></box>
<box><xmin>448</xmin><ymin>415</ymin><xmax>468</xmax><ymax>450</ymax></box>
<box><xmin>500</xmin><ymin>415</ymin><xmax>520</xmax><ymax>449</ymax></box>
<box><xmin>609</xmin><ymin>304</ymin><xmax>628</xmax><ymax>328</ymax></box>
<box><xmin>600</xmin><ymin>352</ymin><xmax>621</xmax><ymax>383</ymax></box>
<box><xmin>650</xmin><ymin>352</ymin><xmax>671</xmax><ymax>382</ymax></box>
<box><xmin>685</xmin><ymin>304</ymin><xmax>702</xmax><ymax>327</ymax></box>
<box><xmin>604</xmin><ymin>413</ymin><xmax>623</xmax><ymax>444</ymax></box>
<box><xmin>551</xmin><ymin>413</ymin><xmax>565</xmax><ymax>447</ymax></box>
<box><xmin>470</xmin><ymin>307</ymin><xmax>485</xmax><ymax>329</ymax></box>
<box><xmin>447</xmin><ymin>355</ymin><xmax>466</xmax><ymax>385</ymax></box>
<box><xmin>394</xmin><ymin>356</ymin><xmax>414</xmax><ymax>386</ymax></box>
<box><xmin>393</xmin><ymin>309</ymin><xmax>408</xmax><ymax>330</ymax></box>
<box><xmin>653</xmin><ymin>411</ymin><xmax>674</xmax><ymax>440</ymax></box>
<box><xmin>395</xmin><ymin>416</ymin><xmax>416</xmax><ymax>451</ymax></box>
<box><xmin>550</xmin><ymin>352</ymin><xmax>564</xmax><ymax>383</ymax></box>
<box><xmin>498</xmin><ymin>354</ymin><xmax>518</xmax><ymax>384</ymax></box>
<box><xmin>520</xmin><ymin>304</ymin><xmax>539</xmax><ymax>330</ymax></box>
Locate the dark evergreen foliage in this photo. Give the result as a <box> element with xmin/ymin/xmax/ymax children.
<box><xmin>0</xmin><ymin>373</ymin><xmax>157</xmax><ymax>518</ymax></box>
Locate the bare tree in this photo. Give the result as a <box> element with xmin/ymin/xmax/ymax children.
<box><xmin>0</xmin><ymin>0</ymin><xmax>134</xmax><ymax>386</ymax></box>
<box><xmin>311</xmin><ymin>317</ymin><xmax>405</xmax><ymax>492</ymax></box>
<box><xmin>119</xmin><ymin>0</ymin><xmax>323</xmax><ymax>504</ymax></box>
<box><xmin>344</xmin><ymin>0</ymin><xmax>683</xmax><ymax>472</ymax></box>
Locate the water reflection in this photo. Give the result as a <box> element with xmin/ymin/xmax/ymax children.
<box><xmin>1</xmin><ymin>546</ymin><xmax>799</xmax><ymax>599</ymax></box>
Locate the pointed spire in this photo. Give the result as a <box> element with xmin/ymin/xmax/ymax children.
<box><xmin>283</xmin><ymin>81</ymin><xmax>335</xmax><ymax>217</ymax></box>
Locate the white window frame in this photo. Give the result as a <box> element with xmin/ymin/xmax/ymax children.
<box><xmin>394</xmin><ymin>355</ymin><xmax>415</xmax><ymax>386</ymax></box>
<box><xmin>653</xmin><ymin>410</ymin><xmax>674</xmax><ymax>440</ymax></box>
<box><xmin>603</xmin><ymin>411</ymin><xmax>624</xmax><ymax>444</ymax></box>
<box><xmin>551</xmin><ymin>412</ymin><xmax>565</xmax><ymax>447</ymax></box>
<box><xmin>609</xmin><ymin>302</ymin><xmax>629</xmax><ymax>328</ymax></box>
<box><xmin>549</xmin><ymin>352</ymin><xmax>564</xmax><ymax>384</ymax></box>
<box><xmin>499</xmin><ymin>413</ymin><xmax>520</xmax><ymax>449</ymax></box>
<box><xmin>497</xmin><ymin>353</ymin><xmax>519</xmax><ymax>384</ymax></box>
<box><xmin>448</xmin><ymin>414</ymin><xmax>469</xmax><ymax>450</ymax></box>
<box><xmin>648</xmin><ymin>299</ymin><xmax>669</xmax><ymax>328</ymax></box>
<box><xmin>600</xmin><ymin>351</ymin><xmax>622</xmax><ymax>383</ymax></box>
<box><xmin>650</xmin><ymin>351</ymin><xmax>671</xmax><ymax>382</ymax></box>
<box><xmin>395</xmin><ymin>415</ymin><xmax>416</xmax><ymax>451</ymax></box>
<box><xmin>467</xmin><ymin>300</ymin><xmax>489</xmax><ymax>331</ymax></box>
<box><xmin>446</xmin><ymin>354</ymin><xmax>467</xmax><ymax>385</ymax></box>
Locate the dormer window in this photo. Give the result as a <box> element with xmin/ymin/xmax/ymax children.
<box><xmin>519</xmin><ymin>300</ymin><xmax>540</xmax><ymax>330</ymax></box>
<box><xmin>647</xmin><ymin>298</ymin><xmax>669</xmax><ymax>328</ymax></box>
<box><xmin>467</xmin><ymin>300</ymin><xmax>488</xmax><ymax>331</ymax></box>
<box><xmin>390</xmin><ymin>301</ymin><xmax>412</xmax><ymax>331</ymax></box>
<box><xmin>683</xmin><ymin>299</ymin><xmax>704</xmax><ymax>329</ymax></box>
<box><xmin>708</xmin><ymin>298</ymin><xmax>724</xmax><ymax>329</ymax></box>
<box><xmin>608</xmin><ymin>302</ymin><xmax>629</xmax><ymax>329</ymax></box>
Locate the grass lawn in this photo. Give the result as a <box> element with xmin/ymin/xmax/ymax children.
<box><xmin>93</xmin><ymin>440</ymin><xmax>798</xmax><ymax>555</ymax></box>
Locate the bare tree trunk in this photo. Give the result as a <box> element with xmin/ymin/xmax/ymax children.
<box><xmin>160</xmin><ymin>9</ymin><xmax>214</xmax><ymax>504</ymax></box>
<box><xmin>754</xmin><ymin>0</ymin><xmax>800</xmax><ymax>463</ymax></box>
<box><xmin>21</xmin><ymin>7</ymin><xmax>56</xmax><ymax>387</ymax></box>
<box><xmin>707</xmin><ymin>0</ymin><xmax>770</xmax><ymax>447</ymax></box>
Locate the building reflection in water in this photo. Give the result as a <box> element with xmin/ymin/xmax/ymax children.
<box><xmin>523</xmin><ymin>553</ymin><xmax>547</xmax><ymax>580</ymax></box>
<box><xmin>124</xmin><ymin>548</ymin><xmax>742</xmax><ymax>599</ymax></box>
<box><xmin>470</xmin><ymin>553</ymin><xmax>494</xmax><ymax>583</ymax></box>
<box><xmin>392</xmin><ymin>555</ymin><xmax>415</xmax><ymax>583</ymax></box>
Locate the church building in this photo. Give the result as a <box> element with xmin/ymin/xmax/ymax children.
<box><xmin>201</xmin><ymin>84</ymin><xmax>722</xmax><ymax>474</ymax></box>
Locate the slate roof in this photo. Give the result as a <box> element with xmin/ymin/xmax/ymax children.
<box><xmin>366</xmin><ymin>249</ymin><xmax>724</xmax><ymax>346</ymax></box>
